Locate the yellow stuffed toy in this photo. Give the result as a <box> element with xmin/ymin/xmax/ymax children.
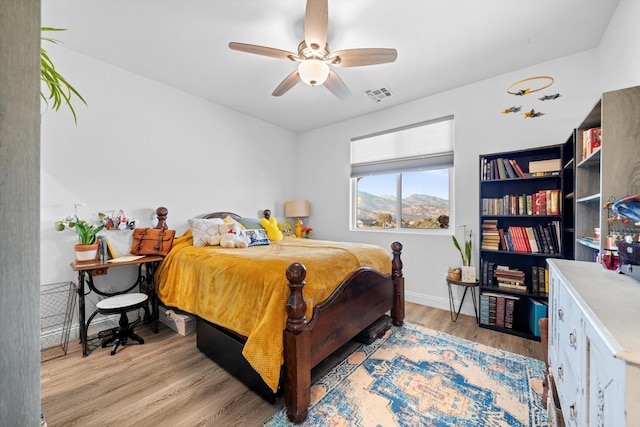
<box><xmin>260</xmin><ymin>210</ymin><xmax>283</xmax><ymax>241</ymax></box>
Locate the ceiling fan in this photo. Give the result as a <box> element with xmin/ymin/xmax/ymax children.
<box><xmin>228</xmin><ymin>0</ymin><xmax>398</xmax><ymax>100</ymax></box>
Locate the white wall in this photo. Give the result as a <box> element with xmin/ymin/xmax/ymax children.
<box><xmin>598</xmin><ymin>0</ymin><xmax>640</xmax><ymax>92</ymax></box>
<box><xmin>41</xmin><ymin>46</ymin><xmax>297</xmax><ymax>324</ymax></box>
<box><xmin>296</xmin><ymin>0</ymin><xmax>640</xmax><ymax>315</ymax></box>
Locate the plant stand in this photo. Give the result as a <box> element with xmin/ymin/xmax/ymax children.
<box><xmin>445</xmin><ymin>277</ymin><xmax>479</xmax><ymax>323</ymax></box>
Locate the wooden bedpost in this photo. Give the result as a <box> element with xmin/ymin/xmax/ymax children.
<box><xmin>283</xmin><ymin>262</ymin><xmax>310</xmax><ymax>423</ymax></box>
<box><xmin>156</xmin><ymin>206</ymin><xmax>168</xmax><ymax>229</ymax></box>
<box><xmin>391</xmin><ymin>241</ymin><xmax>404</xmax><ymax>326</ymax></box>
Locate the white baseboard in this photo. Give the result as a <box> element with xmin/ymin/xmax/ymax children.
<box><xmin>406</xmin><ymin>290</ymin><xmax>477</xmax><ymax>318</ymax></box>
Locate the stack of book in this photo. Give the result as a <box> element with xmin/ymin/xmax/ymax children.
<box><xmin>494</xmin><ymin>266</ymin><xmax>527</xmax><ymax>292</ymax></box>
<box><xmin>479</xmin><ymin>292</ymin><xmax>520</xmax><ymax>329</ymax></box>
<box><xmin>481</xmin><ymin>219</ymin><xmax>500</xmax><ymax>250</ymax></box>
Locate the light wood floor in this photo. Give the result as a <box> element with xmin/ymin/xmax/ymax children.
<box><xmin>41</xmin><ymin>302</ymin><xmax>544</xmax><ymax>426</ymax></box>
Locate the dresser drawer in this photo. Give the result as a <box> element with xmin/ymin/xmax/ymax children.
<box><xmin>551</xmin><ymin>274</ymin><xmax>584</xmax><ymax>427</ymax></box>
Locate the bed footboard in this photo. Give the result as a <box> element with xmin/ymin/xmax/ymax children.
<box><xmin>283</xmin><ymin>241</ymin><xmax>404</xmax><ymax>423</ymax></box>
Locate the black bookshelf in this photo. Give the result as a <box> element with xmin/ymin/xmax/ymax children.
<box><xmin>478</xmin><ymin>144</ymin><xmax>571</xmax><ymax>341</ymax></box>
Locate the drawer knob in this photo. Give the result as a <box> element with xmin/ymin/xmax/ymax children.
<box><xmin>570</xmin><ymin>403</ymin><xmax>578</xmax><ymax>420</ymax></box>
<box><xmin>558</xmin><ymin>307</ymin><xmax>564</xmax><ymax>320</ymax></box>
<box><xmin>557</xmin><ymin>364</ymin><xmax>563</xmax><ymax>380</ymax></box>
<box><xmin>569</xmin><ymin>329</ymin><xmax>577</xmax><ymax>348</ymax></box>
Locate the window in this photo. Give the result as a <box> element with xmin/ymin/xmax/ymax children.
<box><xmin>351</xmin><ymin>115</ymin><xmax>453</xmax><ymax>231</ymax></box>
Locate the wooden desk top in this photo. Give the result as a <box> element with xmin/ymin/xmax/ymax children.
<box><xmin>70</xmin><ymin>255</ymin><xmax>164</xmax><ymax>272</ymax></box>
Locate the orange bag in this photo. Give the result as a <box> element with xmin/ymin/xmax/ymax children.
<box><xmin>130</xmin><ymin>228</ymin><xmax>175</xmax><ymax>256</ymax></box>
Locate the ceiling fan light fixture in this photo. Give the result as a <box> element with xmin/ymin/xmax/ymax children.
<box><xmin>298</xmin><ymin>59</ymin><xmax>329</xmax><ymax>86</ymax></box>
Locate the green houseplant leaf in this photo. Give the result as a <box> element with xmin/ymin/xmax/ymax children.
<box><xmin>41</xmin><ymin>27</ymin><xmax>87</xmax><ymax>124</ymax></box>
<box><xmin>452</xmin><ymin>228</ymin><xmax>472</xmax><ymax>267</ymax></box>
<box><xmin>55</xmin><ymin>216</ymin><xmax>104</xmax><ymax>245</ymax></box>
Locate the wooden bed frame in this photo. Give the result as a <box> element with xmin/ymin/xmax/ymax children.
<box><xmin>159</xmin><ymin>209</ymin><xmax>404</xmax><ymax>423</ymax></box>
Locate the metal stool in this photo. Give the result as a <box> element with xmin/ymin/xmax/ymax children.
<box><xmin>96</xmin><ymin>293</ymin><xmax>149</xmax><ymax>355</ymax></box>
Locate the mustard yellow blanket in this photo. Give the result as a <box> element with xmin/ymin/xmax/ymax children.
<box><xmin>156</xmin><ymin>230</ymin><xmax>391</xmax><ymax>392</ymax></box>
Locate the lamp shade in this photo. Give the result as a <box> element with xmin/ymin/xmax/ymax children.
<box><xmin>298</xmin><ymin>60</ymin><xmax>329</xmax><ymax>86</ymax></box>
<box><xmin>284</xmin><ymin>200</ymin><xmax>310</xmax><ymax>218</ymax></box>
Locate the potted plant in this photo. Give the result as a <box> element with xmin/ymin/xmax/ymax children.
<box><xmin>451</xmin><ymin>226</ymin><xmax>475</xmax><ymax>282</ymax></box>
<box><xmin>55</xmin><ymin>216</ymin><xmax>104</xmax><ymax>261</ymax></box>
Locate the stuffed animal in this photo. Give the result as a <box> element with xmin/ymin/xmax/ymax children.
<box><xmin>260</xmin><ymin>216</ymin><xmax>283</xmax><ymax>242</ymax></box>
<box><xmin>207</xmin><ymin>223</ymin><xmax>250</xmax><ymax>248</ymax></box>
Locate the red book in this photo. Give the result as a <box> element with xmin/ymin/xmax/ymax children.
<box><xmin>508</xmin><ymin>226</ymin><xmax>524</xmax><ymax>252</ymax></box>
<box><xmin>519</xmin><ymin>226</ymin><xmax>531</xmax><ymax>252</ymax></box>
<box><xmin>536</xmin><ymin>190</ymin><xmax>547</xmax><ymax>216</ymax></box>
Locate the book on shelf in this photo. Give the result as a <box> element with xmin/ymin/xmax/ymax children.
<box><xmin>582</xmin><ymin>127</ymin><xmax>602</xmax><ymax>158</ymax></box>
<box><xmin>524</xmin><ymin>227</ymin><xmax>539</xmax><ymax>253</ymax></box>
<box><xmin>497</xmin><ymin>281</ymin><xmax>528</xmax><ymax>292</ymax></box>
<box><xmin>529</xmin><ymin>158</ymin><xmax>561</xmax><ymax>174</ymax></box>
<box><xmin>481</xmin><ymin>190</ymin><xmax>560</xmax><ymax>216</ymax></box>
<box><xmin>503</xmin><ymin>159</ymin><xmax>518</xmax><ymax>179</ymax></box>
<box><xmin>508</xmin><ymin>159</ymin><xmax>526</xmax><ymax>178</ymax></box>
<box><xmin>504</xmin><ymin>297</ymin><xmax>516</xmax><ymax>329</ymax></box>
<box><xmin>497</xmin><ymin>158</ymin><xmax>507</xmax><ymax>179</ymax></box>
<box><xmin>493</xmin><ymin>223</ymin><xmax>559</xmax><ymax>254</ymax></box>
<box><xmin>498</xmin><ymin>228</ymin><xmax>507</xmax><ymax>251</ymax></box>
<box><xmin>534</xmin><ymin>190</ymin><xmax>546</xmax><ymax>215</ymax></box>
<box><xmin>524</xmin><ymin>298</ymin><xmax>548</xmax><ymax>337</ymax></box>
<box><xmin>482</xmin><ymin>158</ymin><xmax>527</xmax><ymax>180</ymax></box>
<box><xmin>531</xmin><ymin>265</ymin><xmax>548</xmax><ymax>294</ymax></box>
<box><xmin>549</xmin><ymin>189</ymin><xmax>561</xmax><ymax>215</ymax></box>
<box><xmin>495</xmin><ymin>296</ymin><xmax>506</xmax><ymax>327</ymax></box>
<box><xmin>480</xmin><ymin>292</ymin><xmax>520</xmax><ymax>328</ymax></box>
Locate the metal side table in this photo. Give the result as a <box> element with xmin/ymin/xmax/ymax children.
<box><xmin>445</xmin><ymin>277</ymin><xmax>479</xmax><ymax>323</ymax></box>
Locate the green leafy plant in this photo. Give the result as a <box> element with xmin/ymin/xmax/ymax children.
<box><xmin>452</xmin><ymin>227</ymin><xmax>472</xmax><ymax>266</ymax></box>
<box><xmin>41</xmin><ymin>27</ymin><xmax>87</xmax><ymax>124</ymax></box>
<box><xmin>55</xmin><ymin>216</ymin><xmax>104</xmax><ymax>245</ymax></box>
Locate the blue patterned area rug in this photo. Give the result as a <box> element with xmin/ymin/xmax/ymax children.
<box><xmin>263</xmin><ymin>323</ymin><xmax>548</xmax><ymax>426</ymax></box>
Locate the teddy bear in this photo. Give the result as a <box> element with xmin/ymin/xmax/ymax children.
<box><xmin>260</xmin><ymin>209</ymin><xmax>283</xmax><ymax>241</ymax></box>
<box><xmin>207</xmin><ymin>223</ymin><xmax>250</xmax><ymax>248</ymax></box>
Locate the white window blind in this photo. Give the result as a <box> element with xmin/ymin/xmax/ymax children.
<box><xmin>350</xmin><ymin>115</ymin><xmax>454</xmax><ymax>177</ymax></box>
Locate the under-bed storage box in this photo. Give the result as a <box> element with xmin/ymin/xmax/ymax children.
<box><xmin>158</xmin><ymin>305</ymin><xmax>195</xmax><ymax>336</ymax></box>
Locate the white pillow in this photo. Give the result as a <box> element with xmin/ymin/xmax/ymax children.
<box><xmin>189</xmin><ymin>218</ymin><xmax>223</xmax><ymax>247</ymax></box>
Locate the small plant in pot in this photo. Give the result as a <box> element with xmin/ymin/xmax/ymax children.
<box><xmin>451</xmin><ymin>226</ymin><xmax>474</xmax><ymax>282</ymax></box>
<box><xmin>55</xmin><ymin>216</ymin><xmax>104</xmax><ymax>261</ymax></box>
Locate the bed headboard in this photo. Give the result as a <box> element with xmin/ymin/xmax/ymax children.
<box><xmin>200</xmin><ymin>212</ymin><xmax>242</xmax><ymax>220</ymax></box>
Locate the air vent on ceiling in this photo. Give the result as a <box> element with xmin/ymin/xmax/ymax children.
<box><xmin>365</xmin><ymin>86</ymin><xmax>393</xmax><ymax>103</ymax></box>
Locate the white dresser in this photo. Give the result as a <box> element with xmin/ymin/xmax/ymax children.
<box><xmin>547</xmin><ymin>259</ymin><xmax>640</xmax><ymax>426</ymax></box>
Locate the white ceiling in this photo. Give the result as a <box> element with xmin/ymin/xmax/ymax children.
<box><xmin>42</xmin><ymin>0</ymin><xmax>620</xmax><ymax>133</ymax></box>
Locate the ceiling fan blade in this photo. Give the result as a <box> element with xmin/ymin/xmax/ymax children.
<box><xmin>329</xmin><ymin>48</ymin><xmax>398</xmax><ymax>67</ymax></box>
<box><xmin>272</xmin><ymin>70</ymin><xmax>301</xmax><ymax>97</ymax></box>
<box><xmin>304</xmin><ymin>0</ymin><xmax>328</xmax><ymax>50</ymax></box>
<box><xmin>324</xmin><ymin>70</ymin><xmax>351</xmax><ymax>100</ymax></box>
<box><xmin>229</xmin><ymin>42</ymin><xmax>298</xmax><ymax>61</ymax></box>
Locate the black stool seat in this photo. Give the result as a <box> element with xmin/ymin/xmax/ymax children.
<box><xmin>96</xmin><ymin>293</ymin><xmax>149</xmax><ymax>355</ymax></box>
